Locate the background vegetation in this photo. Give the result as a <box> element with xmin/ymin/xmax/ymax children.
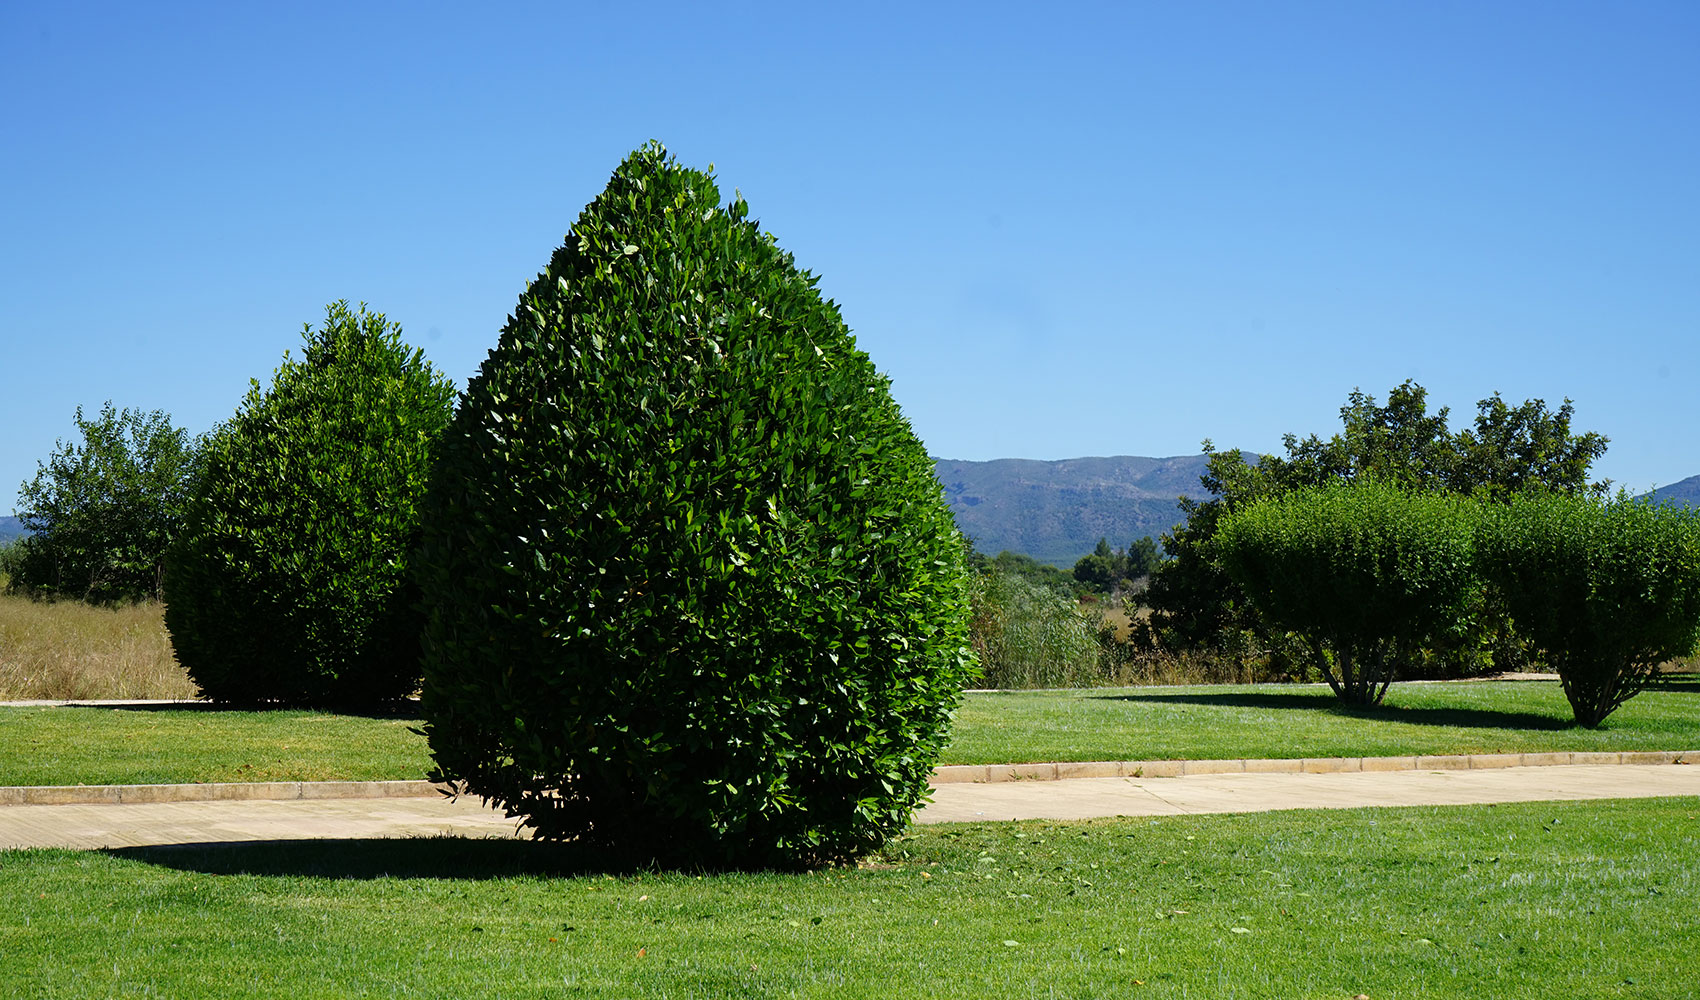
<box><xmin>1139</xmin><ymin>381</ymin><xmax>1613</xmax><ymax>677</ymax></box>
<box><xmin>0</xmin><ymin>594</ymin><xmax>193</xmax><ymax>701</ymax></box>
<box><xmin>7</xmin><ymin>403</ymin><xmax>201</xmax><ymax>604</ymax></box>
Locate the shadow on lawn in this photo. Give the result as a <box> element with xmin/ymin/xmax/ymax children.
<box><xmin>1089</xmin><ymin>689</ymin><xmax>1573</xmax><ymax>732</ymax></box>
<box><xmin>105</xmin><ymin>837</ymin><xmax>640</xmax><ymax>881</ymax></box>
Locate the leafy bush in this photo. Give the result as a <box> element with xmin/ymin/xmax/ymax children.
<box><xmin>1478</xmin><ymin>494</ymin><xmax>1700</xmax><ymax>727</ymax></box>
<box><xmin>10</xmin><ymin>403</ymin><xmax>200</xmax><ymax>604</ymax></box>
<box><xmin>163</xmin><ymin>302</ymin><xmax>454</xmax><ymax>706</ymax></box>
<box><xmin>969</xmin><ymin>570</ymin><xmax>1114</xmax><ymax>688</ymax></box>
<box><xmin>415</xmin><ymin>143</ymin><xmax>976</xmax><ymax>869</ymax></box>
<box><xmin>1214</xmin><ymin>481</ymin><xmax>1480</xmax><ymax>704</ymax></box>
<box><xmin>1146</xmin><ymin>382</ymin><xmax>1607</xmax><ymax>667</ymax></box>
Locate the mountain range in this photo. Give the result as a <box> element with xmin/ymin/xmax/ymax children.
<box><xmin>1650</xmin><ymin>474</ymin><xmax>1700</xmax><ymax>508</ymax></box>
<box><xmin>933</xmin><ymin>454</ymin><xmax>1230</xmax><ymax>567</ymax></box>
<box><xmin>0</xmin><ymin>516</ymin><xmax>25</xmax><ymax>543</ymax></box>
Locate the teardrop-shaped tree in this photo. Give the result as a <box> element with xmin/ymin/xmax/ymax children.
<box><xmin>415</xmin><ymin>143</ymin><xmax>976</xmax><ymax>868</ymax></box>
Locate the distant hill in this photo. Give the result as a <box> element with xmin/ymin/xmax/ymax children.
<box><xmin>933</xmin><ymin>454</ymin><xmax>1234</xmax><ymax>567</ymax></box>
<box><xmin>1649</xmin><ymin>475</ymin><xmax>1700</xmax><ymax>507</ymax></box>
<box><xmin>0</xmin><ymin>516</ymin><xmax>26</xmax><ymax>543</ymax></box>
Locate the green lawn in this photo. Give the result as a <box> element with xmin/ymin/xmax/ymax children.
<box><xmin>4</xmin><ymin>798</ymin><xmax>1697</xmax><ymax>998</ymax></box>
<box><xmin>945</xmin><ymin>675</ymin><xmax>1700</xmax><ymax>765</ymax></box>
<box><xmin>4</xmin><ymin>678</ymin><xmax>1699</xmax><ymax>786</ymax></box>
<box><xmin>0</xmin><ymin>706</ymin><xmax>430</xmax><ymax>786</ymax></box>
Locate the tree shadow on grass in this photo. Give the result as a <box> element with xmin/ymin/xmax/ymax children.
<box><xmin>1648</xmin><ymin>672</ymin><xmax>1700</xmax><ymax>693</ymax></box>
<box><xmin>1088</xmin><ymin>690</ymin><xmax>1574</xmax><ymax>732</ymax></box>
<box><xmin>105</xmin><ymin>836</ymin><xmax>647</xmax><ymax>881</ymax></box>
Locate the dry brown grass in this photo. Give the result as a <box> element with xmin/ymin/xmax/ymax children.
<box><xmin>0</xmin><ymin>594</ymin><xmax>197</xmax><ymax>700</ymax></box>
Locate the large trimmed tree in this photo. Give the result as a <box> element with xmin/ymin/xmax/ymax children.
<box><xmin>414</xmin><ymin>143</ymin><xmax>976</xmax><ymax>869</ymax></box>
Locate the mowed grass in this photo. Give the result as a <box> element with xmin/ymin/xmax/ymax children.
<box><xmin>3</xmin><ymin>798</ymin><xmax>1697</xmax><ymax>999</ymax></box>
<box><xmin>946</xmin><ymin>676</ymin><xmax>1700</xmax><ymax>765</ymax></box>
<box><xmin>6</xmin><ymin>679</ymin><xmax>1700</xmax><ymax>786</ymax></box>
<box><xmin>0</xmin><ymin>595</ymin><xmax>195</xmax><ymax>700</ymax></box>
<box><xmin>0</xmin><ymin>707</ymin><xmax>431</xmax><ymax>786</ymax></box>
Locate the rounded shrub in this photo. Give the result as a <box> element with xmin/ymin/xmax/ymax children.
<box><xmin>1215</xmin><ymin>480</ymin><xmax>1481</xmax><ymax>704</ymax></box>
<box><xmin>163</xmin><ymin>301</ymin><xmax>455</xmax><ymax>706</ymax></box>
<box><xmin>415</xmin><ymin>143</ymin><xmax>976</xmax><ymax>868</ymax></box>
<box><xmin>1478</xmin><ymin>493</ymin><xmax>1700</xmax><ymax>727</ymax></box>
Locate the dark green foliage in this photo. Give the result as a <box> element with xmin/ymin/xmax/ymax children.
<box><xmin>1478</xmin><ymin>494</ymin><xmax>1700</xmax><ymax>727</ymax></box>
<box><xmin>1215</xmin><ymin>481</ymin><xmax>1481</xmax><ymax>704</ymax></box>
<box><xmin>10</xmin><ymin>403</ymin><xmax>200</xmax><ymax>604</ymax></box>
<box><xmin>1139</xmin><ymin>445</ymin><xmax>1268</xmax><ymax>656</ymax></box>
<box><xmin>1071</xmin><ymin>535</ymin><xmax>1162</xmax><ymax>594</ymax></box>
<box><xmin>1072</xmin><ymin>537</ymin><xmax>1117</xmax><ymax>592</ymax></box>
<box><xmin>1124</xmin><ymin>535</ymin><xmax>1161</xmax><ymax>578</ymax></box>
<box><xmin>163</xmin><ymin>302</ymin><xmax>454</xmax><ymax>706</ymax></box>
<box><xmin>415</xmin><ymin>144</ymin><xmax>976</xmax><ymax>869</ymax></box>
<box><xmin>1145</xmin><ymin>381</ymin><xmax>1608</xmax><ymax>672</ymax></box>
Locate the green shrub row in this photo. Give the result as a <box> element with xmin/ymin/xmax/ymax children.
<box><xmin>1215</xmin><ymin>481</ymin><xmax>1700</xmax><ymax>726</ymax></box>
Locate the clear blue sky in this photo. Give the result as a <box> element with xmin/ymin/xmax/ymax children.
<box><xmin>5</xmin><ymin>1</ymin><xmax>1697</xmax><ymax>515</ymax></box>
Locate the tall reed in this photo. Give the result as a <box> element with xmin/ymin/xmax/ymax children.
<box><xmin>0</xmin><ymin>595</ymin><xmax>196</xmax><ymax>700</ymax></box>
<box><xmin>968</xmin><ymin>571</ymin><xmax>1116</xmax><ymax>688</ymax></box>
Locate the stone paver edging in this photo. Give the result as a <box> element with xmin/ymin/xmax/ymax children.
<box><xmin>0</xmin><ymin>780</ymin><xmax>447</xmax><ymax>806</ymax></box>
<box><xmin>3</xmin><ymin>751</ymin><xmax>1695</xmax><ymax>806</ymax></box>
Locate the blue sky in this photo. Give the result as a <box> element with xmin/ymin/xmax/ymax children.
<box><xmin>4</xmin><ymin>2</ymin><xmax>1697</xmax><ymax>515</ymax></box>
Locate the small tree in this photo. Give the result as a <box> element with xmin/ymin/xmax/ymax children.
<box><xmin>1124</xmin><ymin>536</ymin><xmax>1161</xmax><ymax>579</ymax></box>
<box><xmin>1478</xmin><ymin>494</ymin><xmax>1700</xmax><ymax>727</ymax></box>
<box><xmin>1073</xmin><ymin>537</ymin><xmax>1117</xmax><ymax>592</ymax></box>
<box><xmin>12</xmin><ymin>403</ymin><xmax>199</xmax><ymax>604</ymax></box>
<box><xmin>163</xmin><ymin>302</ymin><xmax>454</xmax><ymax>706</ymax></box>
<box><xmin>1215</xmin><ymin>481</ymin><xmax>1480</xmax><ymax>705</ymax></box>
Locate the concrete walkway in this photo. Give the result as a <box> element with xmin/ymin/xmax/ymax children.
<box><xmin>3</xmin><ymin>761</ymin><xmax>1698</xmax><ymax>850</ymax></box>
<box><xmin>920</xmin><ymin>762</ymin><xmax>1700</xmax><ymax>822</ymax></box>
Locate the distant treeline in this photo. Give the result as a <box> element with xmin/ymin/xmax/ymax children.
<box><xmin>968</xmin><ymin>537</ymin><xmax>1162</xmax><ymax>598</ymax></box>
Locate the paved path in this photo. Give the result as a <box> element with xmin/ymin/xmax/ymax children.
<box><xmin>3</xmin><ymin>762</ymin><xmax>1698</xmax><ymax>850</ymax></box>
<box><xmin>920</xmin><ymin>762</ymin><xmax>1700</xmax><ymax>822</ymax></box>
